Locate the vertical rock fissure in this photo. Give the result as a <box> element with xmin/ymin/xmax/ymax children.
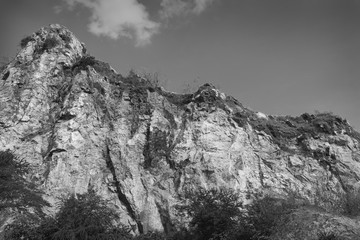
<box><xmin>155</xmin><ymin>201</ymin><xmax>175</xmax><ymax>234</ymax></box>
<box><xmin>331</xmin><ymin>166</ymin><xmax>349</xmax><ymax>193</ymax></box>
<box><xmin>143</xmin><ymin>121</ymin><xmax>152</xmax><ymax>169</ymax></box>
<box><xmin>43</xmin><ymin>72</ymin><xmax>74</xmax><ymax>179</ymax></box>
<box><xmin>42</xmin><ymin>125</ymin><xmax>57</xmax><ymax>180</ymax></box>
<box><xmin>256</xmin><ymin>154</ymin><xmax>265</xmax><ymax>187</ymax></box>
<box><xmin>169</xmin><ymin>113</ymin><xmax>187</xmax><ymax>152</ymax></box>
<box><xmin>246</xmin><ymin>132</ymin><xmax>265</xmax><ymax>187</ymax></box>
<box><xmin>103</xmin><ymin>144</ymin><xmax>144</xmax><ymax>233</ymax></box>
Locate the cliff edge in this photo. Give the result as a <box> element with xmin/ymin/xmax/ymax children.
<box><xmin>1</xmin><ymin>24</ymin><xmax>360</xmax><ymax>239</ymax></box>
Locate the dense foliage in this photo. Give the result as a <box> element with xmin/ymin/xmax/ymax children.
<box><xmin>177</xmin><ymin>188</ymin><xmax>350</xmax><ymax>240</ymax></box>
<box><xmin>0</xmin><ymin>150</ymin><xmax>49</xmax><ymax>217</ymax></box>
<box><xmin>5</xmin><ymin>190</ymin><xmax>132</xmax><ymax>240</ymax></box>
<box><xmin>178</xmin><ymin>188</ymin><xmax>243</xmax><ymax>240</ymax></box>
<box><xmin>243</xmin><ymin>195</ymin><xmax>298</xmax><ymax>239</ymax></box>
<box><xmin>3</xmin><ymin>186</ymin><xmax>351</xmax><ymax>240</ymax></box>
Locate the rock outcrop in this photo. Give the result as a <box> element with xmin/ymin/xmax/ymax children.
<box><xmin>1</xmin><ymin>24</ymin><xmax>360</xmax><ymax>238</ymax></box>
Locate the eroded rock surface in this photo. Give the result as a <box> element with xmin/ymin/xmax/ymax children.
<box><xmin>1</xmin><ymin>24</ymin><xmax>360</xmax><ymax>237</ymax></box>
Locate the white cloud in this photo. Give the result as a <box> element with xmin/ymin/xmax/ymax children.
<box><xmin>159</xmin><ymin>0</ymin><xmax>214</xmax><ymax>19</ymax></box>
<box><xmin>60</xmin><ymin>0</ymin><xmax>160</xmax><ymax>46</ymax></box>
<box><xmin>59</xmin><ymin>0</ymin><xmax>215</xmax><ymax>46</ymax></box>
<box><xmin>53</xmin><ymin>5</ymin><xmax>63</xmax><ymax>14</ymax></box>
<box><xmin>193</xmin><ymin>0</ymin><xmax>214</xmax><ymax>14</ymax></box>
<box><xmin>159</xmin><ymin>0</ymin><xmax>188</xmax><ymax>19</ymax></box>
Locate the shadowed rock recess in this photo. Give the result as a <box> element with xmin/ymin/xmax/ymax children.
<box><xmin>1</xmin><ymin>24</ymin><xmax>360</xmax><ymax>238</ymax></box>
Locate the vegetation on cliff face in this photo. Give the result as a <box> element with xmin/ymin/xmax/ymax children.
<box><xmin>20</xmin><ymin>25</ymin><xmax>73</xmax><ymax>53</ymax></box>
<box><xmin>177</xmin><ymin>188</ymin><xmax>244</xmax><ymax>240</ymax></box>
<box><xmin>233</xmin><ymin>109</ymin><xmax>360</xmax><ymax>152</ymax></box>
<box><xmin>2</xmin><ymin>25</ymin><xmax>360</xmax><ymax>240</ymax></box>
<box><xmin>76</xmin><ymin>54</ymin><xmax>360</xmax><ymax>152</ymax></box>
<box><xmin>63</xmin><ymin>51</ymin><xmax>360</xmax><ymax>155</ymax></box>
<box><xmin>15</xmin><ymin>25</ymin><xmax>360</xmax><ymax>151</ymax></box>
<box><xmin>53</xmin><ymin>54</ymin><xmax>360</xmax><ymax>239</ymax></box>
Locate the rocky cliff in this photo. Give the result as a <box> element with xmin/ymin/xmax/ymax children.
<box><xmin>1</xmin><ymin>24</ymin><xmax>360</xmax><ymax>239</ymax></box>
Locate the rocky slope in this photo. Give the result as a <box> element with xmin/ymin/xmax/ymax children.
<box><xmin>1</xmin><ymin>24</ymin><xmax>360</xmax><ymax>239</ymax></box>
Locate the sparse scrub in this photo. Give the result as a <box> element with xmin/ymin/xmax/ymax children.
<box><xmin>33</xmin><ymin>36</ymin><xmax>60</xmax><ymax>54</ymax></box>
<box><xmin>60</xmin><ymin>33</ymin><xmax>71</xmax><ymax>43</ymax></box>
<box><xmin>20</xmin><ymin>35</ymin><xmax>34</xmax><ymax>48</ymax></box>
<box><xmin>140</xmin><ymin>71</ymin><xmax>167</xmax><ymax>89</ymax></box>
<box><xmin>181</xmin><ymin>78</ymin><xmax>200</xmax><ymax>94</ymax></box>
<box><xmin>42</xmin><ymin>37</ymin><xmax>59</xmax><ymax>51</ymax></box>
<box><xmin>123</xmin><ymin>72</ymin><xmax>154</xmax><ymax>137</ymax></box>
<box><xmin>128</xmin><ymin>86</ymin><xmax>152</xmax><ymax>136</ymax></box>
<box><xmin>71</xmin><ymin>55</ymin><xmax>120</xmax><ymax>85</ymax></box>
<box><xmin>143</xmin><ymin>126</ymin><xmax>175</xmax><ymax>169</ymax></box>
<box><xmin>233</xmin><ymin>110</ymin><xmax>359</xmax><ymax>152</ymax></box>
<box><xmin>72</xmin><ymin>55</ymin><xmax>98</xmax><ymax>72</ymax></box>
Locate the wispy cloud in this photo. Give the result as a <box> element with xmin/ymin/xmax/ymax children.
<box><xmin>193</xmin><ymin>0</ymin><xmax>214</xmax><ymax>14</ymax></box>
<box><xmin>60</xmin><ymin>0</ymin><xmax>160</xmax><ymax>46</ymax></box>
<box><xmin>159</xmin><ymin>0</ymin><xmax>214</xmax><ymax>19</ymax></box>
<box><xmin>159</xmin><ymin>0</ymin><xmax>189</xmax><ymax>19</ymax></box>
<box><xmin>58</xmin><ymin>0</ymin><xmax>214</xmax><ymax>46</ymax></box>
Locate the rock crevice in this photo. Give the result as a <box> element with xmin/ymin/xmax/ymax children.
<box><xmin>103</xmin><ymin>143</ymin><xmax>143</xmax><ymax>233</ymax></box>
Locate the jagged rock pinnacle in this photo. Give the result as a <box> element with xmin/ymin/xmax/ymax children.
<box><xmin>16</xmin><ymin>24</ymin><xmax>85</xmax><ymax>65</ymax></box>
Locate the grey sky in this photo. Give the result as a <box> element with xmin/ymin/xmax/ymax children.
<box><xmin>1</xmin><ymin>0</ymin><xmax>359</xmax><ymax>130</ymax></box>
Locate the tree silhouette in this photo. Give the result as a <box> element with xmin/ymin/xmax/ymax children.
<box><xmin>52</xmin><ymin>189</ymin><xmax>131</xmax><ymax>240</ymax></box>
<box><xmin>0</xmin><ymin>150</ymin><xmax>49</xmax><ymax>216</ymax></box>
<box><xmin>179</xmin><ymin>188</ymin><xmax>243</xmax><ymax>240</ymax></box>
<box><xmin>5</xmin><ymin>189</ymin><xmax>132</xmax><ymax>240</ymax></box>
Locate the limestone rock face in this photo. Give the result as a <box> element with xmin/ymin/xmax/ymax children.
<box><xmin>1</xmin><ymin>24</ymin><xmax>360</xmax><ymax>237</ymax></box>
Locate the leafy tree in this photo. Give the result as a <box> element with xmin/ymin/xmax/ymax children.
<box><xmin>178</xmin><ymin>188</ymin><xmax>243</xmax><ymax>240</ymax></box>
<box><xmin>0</xmin><ymin>150</ymin><xmax>49</xmax><ymax>217</ymax></box>
<box><xmin>177</xmin><ymin>189</ymin><xmax>302</xmax><ymax>240</ymax></box>
<box><xmin>5</xmin><ymin>189</ymin><xmax>132</xmax><ymax>240</ymax></box>
<box><xmin>52</xmin><ymin>189</ymin><xmax>132</xmax><ymax>240</ymax></box>
<box><xmin>243</xmin><ymin>195</ymin><xmax>297</xmax><ymax>240</ymax></box>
